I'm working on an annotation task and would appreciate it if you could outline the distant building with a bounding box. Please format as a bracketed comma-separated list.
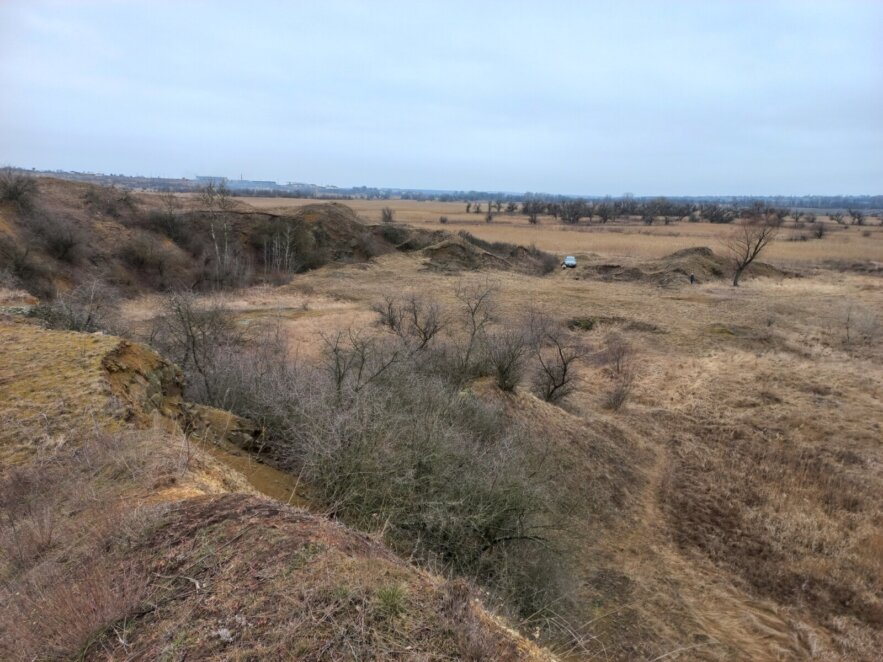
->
[226, 179, 280, 191]
[195, 175, 228, 186]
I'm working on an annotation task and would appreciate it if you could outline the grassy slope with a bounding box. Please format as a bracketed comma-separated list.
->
[3, 180, 881, 659]
[244, 246, 882, 660]
[0, 318, 553, 661]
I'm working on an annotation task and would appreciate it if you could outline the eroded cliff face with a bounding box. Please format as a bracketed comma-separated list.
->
[99, 336, 263, 453]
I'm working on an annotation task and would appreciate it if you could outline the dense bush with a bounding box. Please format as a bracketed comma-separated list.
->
[0, 169, 38, 214]
[142, 209, 188, 246]
[0, 237, 51, 297]
[82, 185, 136, 217]
[250, 218, 328, 276]
[27, 214, 86, 263]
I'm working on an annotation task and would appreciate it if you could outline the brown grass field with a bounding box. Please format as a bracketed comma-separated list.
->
[2, 181, 882, 660]
[239, 196, 883, 265]
[203, 195, 881, 659]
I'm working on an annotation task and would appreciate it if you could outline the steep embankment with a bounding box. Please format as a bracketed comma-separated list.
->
[0, 177, 556, 300]
[0, 318, 554, 661]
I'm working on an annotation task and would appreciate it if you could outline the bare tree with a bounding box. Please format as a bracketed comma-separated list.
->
[595, 201, 614, 224]
[522, 200, 542, 225]
[454, 282, 495, 375]
[560, 199, 587, 225]
[848, 209, 865, 226]
[199, 182, 239, 285]
[403, 295, 444, 350]
[723, 216, 779, 287]
[528, 313, 588, 403]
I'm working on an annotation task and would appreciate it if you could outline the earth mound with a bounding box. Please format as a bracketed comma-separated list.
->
[577, 246, 785, 286]
[422, 231, 557, 275]
[89, 493, 553, 661]
[422, 237, 512, 271]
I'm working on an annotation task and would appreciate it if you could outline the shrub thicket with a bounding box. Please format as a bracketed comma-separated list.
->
[148, 289, 585, 639]
[82, 185, 136, 217]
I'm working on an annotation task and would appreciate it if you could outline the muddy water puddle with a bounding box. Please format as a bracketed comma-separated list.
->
[198, 438, 310, 508]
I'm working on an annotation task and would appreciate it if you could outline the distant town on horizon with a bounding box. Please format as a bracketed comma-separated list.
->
[7, 165, 883, 210]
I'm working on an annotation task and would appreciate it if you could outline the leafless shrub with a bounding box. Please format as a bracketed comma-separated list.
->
[381, 207, 395, 223]
[322, 328, 402, 395]
[0, 168, 39, 213]
[452, 281, 496, 378]
[605, 374, 634, 411]
[439, 215, 449, 224]
[372, 294, 404, 330]
[602, 333, 635, 411]
[29, 280, 120, 332]
[82, 184, 136, 217]
[158, 290, 578, 639]
[372, 294, 445, 351]
[147, 292, 243, 402]
[485, 328, 528, 391]
[141, 192, 188, 245]
[811, 222, 827, 239]
[0, 267, 19, 289]
[0, 469, 60, 570]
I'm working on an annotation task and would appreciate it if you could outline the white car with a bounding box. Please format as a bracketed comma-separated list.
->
[562, 255, 577, 268]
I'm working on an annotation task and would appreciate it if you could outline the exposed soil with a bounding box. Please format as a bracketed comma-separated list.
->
[571, 246, 787, 287]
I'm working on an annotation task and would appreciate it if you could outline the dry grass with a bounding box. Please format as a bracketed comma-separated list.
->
[237, 196, 883, 265]
[0, 317, 555, 661]
[118, 237, 882, 660]
[4, 182, 883, 659]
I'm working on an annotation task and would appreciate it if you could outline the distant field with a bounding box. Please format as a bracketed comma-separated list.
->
[238, 196, 883, 265]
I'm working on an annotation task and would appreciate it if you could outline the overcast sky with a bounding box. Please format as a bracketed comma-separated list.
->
[1, 1, 881, 195]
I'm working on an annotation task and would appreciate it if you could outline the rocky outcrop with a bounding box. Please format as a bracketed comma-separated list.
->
[101, 339, 263, 450]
